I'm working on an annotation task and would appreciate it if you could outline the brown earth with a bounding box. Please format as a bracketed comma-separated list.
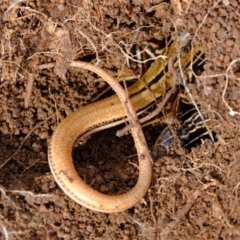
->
[0, 0, 240, 239]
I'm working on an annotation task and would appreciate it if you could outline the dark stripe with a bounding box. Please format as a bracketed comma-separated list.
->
[184, 50, 203, 69]
[180, 126, 217, 148]
[129, 69, 165, 99]
[179, 105, 217, 148]
[181, 108, 199, 123]
[129, 39, 174, 99]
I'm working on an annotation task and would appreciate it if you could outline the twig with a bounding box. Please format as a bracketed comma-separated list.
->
[0, 81, 9, 88]
[160, 181, 219, 240]
[0, 116, 52, 170]
[24, 74, 35, 108]
[160, 190, 201, 240]
[0, 219, 9, 240]
[117, 53, 178, 137]
[78, 30, 100, 64]
[68, 59, 152, 170]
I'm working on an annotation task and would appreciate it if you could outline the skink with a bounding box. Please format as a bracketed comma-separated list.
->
[48, 40, 202, 212]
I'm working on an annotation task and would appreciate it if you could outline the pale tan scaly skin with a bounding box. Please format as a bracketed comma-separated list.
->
[48, 42, 202, 212]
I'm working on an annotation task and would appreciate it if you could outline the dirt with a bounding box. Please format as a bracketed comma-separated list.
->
[0, 0, 240, 239]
